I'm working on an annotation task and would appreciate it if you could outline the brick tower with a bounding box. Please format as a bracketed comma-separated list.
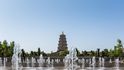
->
[57, 32, 68, 52]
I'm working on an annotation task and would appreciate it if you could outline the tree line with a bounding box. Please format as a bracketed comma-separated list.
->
[68, 39, 123, 58]
[0, 40, 14, 57]
[0, 39, 124, 58]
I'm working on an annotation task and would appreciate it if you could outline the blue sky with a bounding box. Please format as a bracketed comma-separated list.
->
[0, 0, 124, 52]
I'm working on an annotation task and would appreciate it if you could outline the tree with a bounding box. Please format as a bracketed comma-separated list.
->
[30, 51, 34, 57]
[0, 41, 2, 56]
[97, 48, 100, 57]
[38, 48, 41, 56]
[2, 40, 8, 57]
[59, 49, 69, 56]
[117, 39, 123, 47]
[101, 51, 105, 57]
[114, 39, 123, 57]
[21, 49, 26, 62]
[21, 49, 25, 57]
[109, 49, 114, 57]
[0, 41, 2, 48]
[104, 49, 109, 57]
[83, 50, 88, 56]
[90, 50, 95, 56]
[9, 41, 15, 56]
[117, 39, 123, 56]
[41, 51, 47, 56]
[76, 48, 80, 56]
[114, 46, 119, 57]
[2, 40, 8, 48]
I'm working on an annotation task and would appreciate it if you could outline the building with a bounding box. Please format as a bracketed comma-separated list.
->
[57, 32, 68, 52]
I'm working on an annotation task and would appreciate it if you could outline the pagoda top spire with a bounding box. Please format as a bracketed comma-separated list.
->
[62, 31, 64, 35]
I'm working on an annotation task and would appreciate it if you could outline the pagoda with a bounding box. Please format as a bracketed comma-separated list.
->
[57, 32, 68, 52]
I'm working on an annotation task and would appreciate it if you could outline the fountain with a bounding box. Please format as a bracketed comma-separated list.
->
[12, 44, 21, 70]
[38, 54, 44, 67]
[0, 57, 6, 70]
[31, 57, 35, 67]
[115, 58, 120, 70]
[46, 57, 54, 70]
[26, 58, 30, 67]
[55, 59, 59, 63]
[99, 57, 102, 67]
[88, 58, 92, 69]
[92, 56, 96, 70]
[109, 58, 112, 63]
[47, 57, 51, 67]
[64, 48, 79, 70]
[81, 58, 85, 69]
[3, 57, 6, 68]
[51, 59, 54, 67]
[98, 57, 105, 70]
[101, 58, 104, 67]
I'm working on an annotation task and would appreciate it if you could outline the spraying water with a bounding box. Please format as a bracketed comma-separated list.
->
[46, 57, 54, 70]
[38, 54, 44, 67]
[92, 56, 96, 70]
[64, 48, 79, 70]
[26, 58, 29, 67]
[31, 57, 35, 67]
[3, 58, 6, 68]
[82, 58, 85, 69]
[102, 58, 104, 67]
[109, 58, 112, 63]
[47, 57, 51, 67]
[99, 57, 102, 67]
[12, 44, 21, 70]
[115, 58, 120, 70]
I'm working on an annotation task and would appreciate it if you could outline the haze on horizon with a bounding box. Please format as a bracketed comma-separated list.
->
[0, 0, 124, 53]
